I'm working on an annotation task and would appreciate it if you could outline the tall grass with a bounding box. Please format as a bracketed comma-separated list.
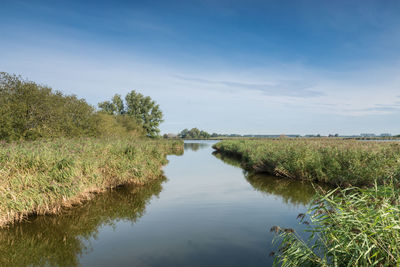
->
[271, 184, 400, 266]
[0, 137, 183, 227]
[0, 179, 166, 266]
[212, 139, 400, 266]
[213, 139, 400, 186]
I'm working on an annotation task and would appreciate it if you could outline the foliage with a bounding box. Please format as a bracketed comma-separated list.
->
[179, 128, 211, 139]
[0, 137, 183, 227]
[0, 72, 98, 141]
[0, 72, 163, 140]
[94, 113, 145, 137]
[98, 94, 125, 115]
[272, 185, 400, 266]
[213, 139, 400, 187]
[99, 91, 163, 138]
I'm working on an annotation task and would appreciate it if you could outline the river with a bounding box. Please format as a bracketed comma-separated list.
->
[0, 140, 316, 266]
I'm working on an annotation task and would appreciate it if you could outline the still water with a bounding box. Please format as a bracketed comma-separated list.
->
[0, 140, 316, 266]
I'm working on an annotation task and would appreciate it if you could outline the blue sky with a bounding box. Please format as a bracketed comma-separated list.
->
[1, 0, 400, 135]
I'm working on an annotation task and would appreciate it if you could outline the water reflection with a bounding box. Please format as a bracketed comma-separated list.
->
[245, 174, 315, 206]
[184, 142, 210, 151]
[0, 178, 166, 267]
[213, 152, 315, 206]
[0, 142, 318, 267]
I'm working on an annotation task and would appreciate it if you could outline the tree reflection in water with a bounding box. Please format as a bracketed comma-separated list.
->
[184, 142, 210, 151]
[0, 177, 166, 267]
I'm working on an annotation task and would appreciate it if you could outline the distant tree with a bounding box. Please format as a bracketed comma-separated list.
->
[178, 128, 211, 139]
[179, 129, 189, 138]
[200, 130, 210, 139]
[188, 128, 200, 138]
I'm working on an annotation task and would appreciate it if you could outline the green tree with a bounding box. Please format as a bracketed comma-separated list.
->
[124, 91, 163, 138]
[178, 128, 211, 139]
[112, 94, 125, 115]
[200, 130, 210, 139]
[97, 101, 115, 115]
[188, 128, 200, 138]
[179, 129, 189, 138]
[99, 90, 163, 138]
[0, 72, 98, 141]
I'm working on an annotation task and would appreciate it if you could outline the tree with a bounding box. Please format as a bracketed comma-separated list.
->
[179, 129, 189, 138]
[112, 94, 125, 115]
[0, 72, 98, 141]
[99, 90, 163, 138]
[124, 91, 163, 138]
[97, 94, 124, 115]
[97, 101, 115, 115]
[200, 130, 210, 139]
[178, 128, 211, 139]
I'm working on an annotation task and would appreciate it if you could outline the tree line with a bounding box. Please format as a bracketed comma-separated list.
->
[176, 128, 245, 139]
[0, 72, 163, 141]
[178, 128, 211, 139]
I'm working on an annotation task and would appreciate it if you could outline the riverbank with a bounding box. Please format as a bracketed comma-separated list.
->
[0, 138, 183, 227]
[212, 139, 400, 187]
[212, 139, 400, 266]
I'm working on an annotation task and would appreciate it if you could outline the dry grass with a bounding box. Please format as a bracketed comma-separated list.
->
[0, 137, 183, 227]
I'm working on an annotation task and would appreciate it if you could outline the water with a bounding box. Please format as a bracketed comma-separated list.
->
[0, 140, 316, 266]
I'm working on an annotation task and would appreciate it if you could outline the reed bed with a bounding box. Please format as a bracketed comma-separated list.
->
[0, 137, 183, 227]
[213, 139, 400, 187]
[213, 139, 400, 266]
[271, 184, 400, 266]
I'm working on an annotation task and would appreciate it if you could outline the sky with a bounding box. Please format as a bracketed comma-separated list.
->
[1, 0, 400, 135]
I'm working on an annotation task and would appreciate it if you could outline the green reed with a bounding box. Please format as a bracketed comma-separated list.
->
[213, 139, 400, 186]
[0, 137, 183, 227]
[271, 184, 400, 266]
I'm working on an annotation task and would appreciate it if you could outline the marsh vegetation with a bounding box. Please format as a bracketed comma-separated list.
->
[0, 138, 182, 227]
[213, 139, 400, 187]
[213, 139, 400, 266]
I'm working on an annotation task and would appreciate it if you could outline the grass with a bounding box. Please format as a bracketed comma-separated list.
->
[213, 139, 400, 266]
[0, 137, 183, 227]
[0, 178, 166, 266]
[271, 184, 400, 266]
[213, 139, 400, 187]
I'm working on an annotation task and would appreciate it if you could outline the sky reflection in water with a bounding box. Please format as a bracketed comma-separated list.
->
[0, 140, 316, 267]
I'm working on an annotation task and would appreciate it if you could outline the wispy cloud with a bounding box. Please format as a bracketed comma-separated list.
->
[174, 75, 323, 98]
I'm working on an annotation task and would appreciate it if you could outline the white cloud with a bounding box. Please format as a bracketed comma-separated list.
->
[1, 35, 400, 134]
